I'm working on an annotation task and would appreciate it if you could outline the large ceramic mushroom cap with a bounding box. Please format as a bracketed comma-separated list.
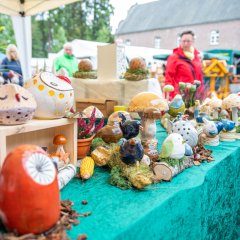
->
[222, 94, 240, 110]
[128, 92, 169, 112]
[208, 97, 222, 109]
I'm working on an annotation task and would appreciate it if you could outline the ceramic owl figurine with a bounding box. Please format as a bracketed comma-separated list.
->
[25, 72, 74, 119]
[168, 95, 185, 117]
[0, 84, 37, 125]
[169, 115, 198, 147]
[159, 133, 192, 159]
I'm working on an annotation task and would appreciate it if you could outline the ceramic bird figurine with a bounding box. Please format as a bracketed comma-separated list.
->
[202, 118, 219, 137]
[118, 112, 142, 140]
[159, 133, 192, 159]
[168, 94, 185, 117]
[120, 138, 144, 165]
[220, 119, 235, 132]
[95, 124, 123, 143]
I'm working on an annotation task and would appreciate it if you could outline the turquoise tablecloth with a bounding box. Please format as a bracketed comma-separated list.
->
[61, 122, 240, 240]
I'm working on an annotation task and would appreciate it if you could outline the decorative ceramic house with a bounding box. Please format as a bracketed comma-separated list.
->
[25, 72, 74, 119]
[0, 84, 37, 125]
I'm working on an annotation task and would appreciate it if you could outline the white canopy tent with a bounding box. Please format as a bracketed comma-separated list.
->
[0, 0, 80, 81]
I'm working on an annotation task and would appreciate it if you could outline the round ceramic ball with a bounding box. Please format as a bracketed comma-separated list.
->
[78, 59, 93, 71]
[129, 57, 146, 70]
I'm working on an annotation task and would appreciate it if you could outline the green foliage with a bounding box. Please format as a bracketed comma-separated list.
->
[160, 157, 185, 167]
[109, 166, 132, 189]
[32, 0, 114, 57]
[90, 137, 105, 152]
[0, 15, 16, 53]
[235, 125, 240, 133]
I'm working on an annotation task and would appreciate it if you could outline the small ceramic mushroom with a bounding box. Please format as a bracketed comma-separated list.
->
[222, 94, 240, 126]
[208, 96, 222, 120]
[163, 84, 174, 103]
[52, 135, 70, 166]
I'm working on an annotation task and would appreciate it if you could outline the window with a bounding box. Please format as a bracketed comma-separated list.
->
[210, 30, 219, 45]
[124, 39, 131, 46]
[154, 36, 161, 48]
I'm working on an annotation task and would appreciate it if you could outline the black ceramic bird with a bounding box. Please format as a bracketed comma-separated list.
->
[118, 112, 141, 140]
[120, 138, 144, 165]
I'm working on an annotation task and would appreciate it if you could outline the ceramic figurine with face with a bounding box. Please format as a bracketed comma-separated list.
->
[25, 72, 74, 119]
[0, 84, 37, 125]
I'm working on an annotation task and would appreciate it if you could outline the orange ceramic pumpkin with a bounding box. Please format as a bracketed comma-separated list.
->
[129, 57, 146, 70]
[78, 59, 93, 71]
[0, 145, 60, 235]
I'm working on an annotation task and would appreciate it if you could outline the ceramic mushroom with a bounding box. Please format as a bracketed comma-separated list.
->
[208, 95, 222, 120]
[52, 135, 70, 168]
[128, 92, 168, 143]
[82, 106, 104, 119]
[163, 84, 174, 103]
[222, 93, 240, 126]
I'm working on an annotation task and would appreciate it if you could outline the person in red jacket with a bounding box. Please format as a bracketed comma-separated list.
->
[164, 30, 203, 100]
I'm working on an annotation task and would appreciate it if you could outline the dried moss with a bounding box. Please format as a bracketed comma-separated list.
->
[90, 138, 105, 152]
[109, 166, 132, 189]
[159, 157, 185, 167]
[73, 70, 97, 79]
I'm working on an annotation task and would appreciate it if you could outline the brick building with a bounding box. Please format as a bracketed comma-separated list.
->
[115, 0, 240, 51]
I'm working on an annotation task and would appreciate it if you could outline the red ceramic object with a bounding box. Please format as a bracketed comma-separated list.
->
[57, 75, 72, 85]
[0, 145, 60, 235]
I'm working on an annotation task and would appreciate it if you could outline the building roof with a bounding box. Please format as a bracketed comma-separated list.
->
[116, 0, 240, 35]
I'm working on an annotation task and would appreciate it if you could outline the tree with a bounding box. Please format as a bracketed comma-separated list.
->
[0, 15, 16, 53]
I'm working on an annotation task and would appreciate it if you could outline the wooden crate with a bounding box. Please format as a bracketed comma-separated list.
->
[75, 98, 118, 117]
[0, 118, 77, 167]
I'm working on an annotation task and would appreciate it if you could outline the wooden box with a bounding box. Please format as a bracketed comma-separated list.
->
[0, 118, 77, 167]
[75, 98, 118, 117]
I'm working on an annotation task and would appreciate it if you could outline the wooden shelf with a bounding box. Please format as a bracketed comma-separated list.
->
[0, 118, 77, 167]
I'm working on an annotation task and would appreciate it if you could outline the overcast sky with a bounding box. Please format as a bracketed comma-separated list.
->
[110, 0, 153, 33]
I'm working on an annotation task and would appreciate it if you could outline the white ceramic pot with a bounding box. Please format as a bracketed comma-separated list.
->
[26, 72, 74, 119]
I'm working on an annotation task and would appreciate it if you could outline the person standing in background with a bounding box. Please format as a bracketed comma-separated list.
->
[0, 44, 23, 86]
[54, 42, 78, 77]
[164, 30, 203, 100]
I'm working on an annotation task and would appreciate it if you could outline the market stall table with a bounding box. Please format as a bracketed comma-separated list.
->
[61, 122, 240, 240]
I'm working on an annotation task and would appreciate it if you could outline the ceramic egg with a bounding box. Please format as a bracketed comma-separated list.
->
[25, 72, 74, 119]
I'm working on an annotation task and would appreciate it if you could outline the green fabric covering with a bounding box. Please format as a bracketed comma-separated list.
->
[61, 121, 240, 239]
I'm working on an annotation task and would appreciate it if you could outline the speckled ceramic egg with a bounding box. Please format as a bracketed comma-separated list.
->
[0, 145, 60, 235]
[170, 118, 198, 147]
[0, 84, 36, 125]
[25, 72, 74, 119]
